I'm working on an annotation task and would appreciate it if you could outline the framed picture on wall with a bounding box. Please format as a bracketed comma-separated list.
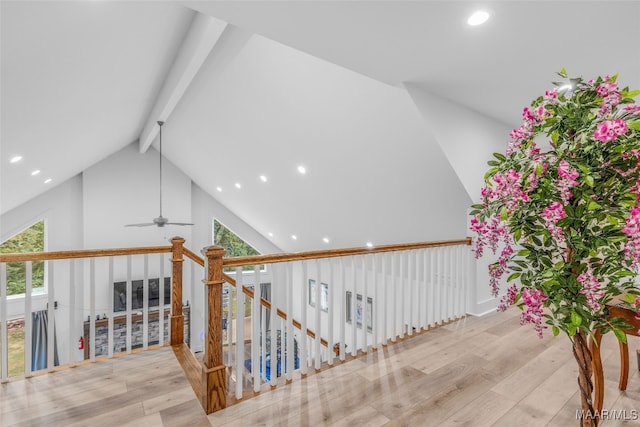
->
[309, 279, 316, 307]
[308, 279, 329, 312]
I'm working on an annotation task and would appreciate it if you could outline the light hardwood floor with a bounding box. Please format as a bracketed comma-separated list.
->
[2, 307, 639, 426]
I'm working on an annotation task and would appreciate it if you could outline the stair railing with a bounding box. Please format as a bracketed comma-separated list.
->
[199, 237, 472, 414]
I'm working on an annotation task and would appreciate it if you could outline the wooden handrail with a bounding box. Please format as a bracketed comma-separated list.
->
[184, 247, 204, 267]
[0, 245, 172, 262]
[221, 238, 471, 268]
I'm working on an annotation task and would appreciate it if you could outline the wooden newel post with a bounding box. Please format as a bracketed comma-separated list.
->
[170, 237, 185, 346]
[201, 245, 227, 413]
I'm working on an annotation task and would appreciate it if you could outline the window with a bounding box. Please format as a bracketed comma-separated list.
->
[213, 219, 260, 257]
[213, 219, 263, 271]
[0, 220, 45, 296]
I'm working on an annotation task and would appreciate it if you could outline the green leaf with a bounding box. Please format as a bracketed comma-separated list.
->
[571, 311, 582, 327]
[552, 325, 560, 336]
[623, 89, 640, 98]
[613, 328, 627, 344]
[535, 162, 543, 176]
[628, 121, 640, 131]
[584, 175, 594, 187]
[507, 272, 521, 282]
[559, 68, 568, 78]
[493, 152, 506, 161]
[500, 206, 508, 221]
[587, 200, 601, 210]
[484, 168, 499, 181]
[567, 323, 577, 337]
[624, 293, 637, 304]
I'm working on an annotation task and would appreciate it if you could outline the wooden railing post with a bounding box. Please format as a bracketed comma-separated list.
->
[170, 237, 185, 346]
[201, 245, 226, 413]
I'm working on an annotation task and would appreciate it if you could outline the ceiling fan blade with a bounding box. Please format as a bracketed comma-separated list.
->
[124, 223, 156, 227]
[165, 222, 194, 226]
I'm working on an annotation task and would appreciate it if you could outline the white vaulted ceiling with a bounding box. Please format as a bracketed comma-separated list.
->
[2, 1, 639, 252]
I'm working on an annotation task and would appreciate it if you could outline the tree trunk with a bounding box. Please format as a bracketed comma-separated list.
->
[573, 329, 597, 426]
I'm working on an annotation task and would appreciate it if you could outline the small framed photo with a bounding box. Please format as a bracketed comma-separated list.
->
[309, 279, 329, 312]
[356, 293, 363, 329]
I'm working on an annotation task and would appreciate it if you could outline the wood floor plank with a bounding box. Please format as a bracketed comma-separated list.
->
[2, 308, 639, 426]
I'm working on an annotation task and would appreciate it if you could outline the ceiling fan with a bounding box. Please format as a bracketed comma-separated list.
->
[125, 121, 193, 228]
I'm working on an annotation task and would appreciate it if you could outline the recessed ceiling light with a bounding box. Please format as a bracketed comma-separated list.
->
[291, 234, 297, 240]
[260, 175, 268, 182]
[31, 170, 41, 176]
[10, 155, 22, 163]
[216, 186, 222, 192]
[44, 178, 52, 184]
[366, 242, 374, 248]
[297, 165, 307, 175]
[467, 10, 490, 26]
[235, 183, 242, 189]
[323, 237, 330, 244]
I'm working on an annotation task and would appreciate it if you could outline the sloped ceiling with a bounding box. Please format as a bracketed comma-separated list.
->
[2, 1, 639, 253]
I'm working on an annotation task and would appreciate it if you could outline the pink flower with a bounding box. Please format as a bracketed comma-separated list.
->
[541, 202, 567, 245]
[576, 265, 605, 314]
[520, 288, 548, 338]
[622, 205, 640, 268]
[487, 169, 529, 213]
[498, 284, 518, 312]
[556, 159, 579, 202]
[595, 79, 621, 117]
[594, 119, 629, 142]
[623, 104, 640, 115]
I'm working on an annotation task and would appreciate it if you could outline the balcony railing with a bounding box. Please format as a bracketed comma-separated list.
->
[0, 236, 472, 417]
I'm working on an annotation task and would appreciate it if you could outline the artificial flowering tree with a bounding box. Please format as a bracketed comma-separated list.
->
[470, 70, 640, 426]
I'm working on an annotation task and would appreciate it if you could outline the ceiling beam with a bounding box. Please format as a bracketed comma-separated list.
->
[138, 12, 228, 153]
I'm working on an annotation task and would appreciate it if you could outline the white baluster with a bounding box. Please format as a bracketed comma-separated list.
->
[24, 261, 33, 377]
[47, 261, 55, 371]
[143, 254, 149, 350]
[1, 263, 7, 382]
[361, 256, 368, 351]
[125, 256, 132, 355]
[285, 263, 294, 379]
[235, 266, 244, 399]
[157, 254, 164, 347]
[381, 254, 388, 346]
[269, 265, 277, 386]
[107, 258, 114, 358]
[350, 257, 357, 356]
[338, 257, 346, 361]
[252, 265, 260, 392]
[327, 259, 335, 365]
[314, 259, 322, 370]
[89, 258, 96, 361]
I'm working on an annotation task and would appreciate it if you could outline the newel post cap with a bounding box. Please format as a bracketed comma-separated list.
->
[202, 245, 226, 258]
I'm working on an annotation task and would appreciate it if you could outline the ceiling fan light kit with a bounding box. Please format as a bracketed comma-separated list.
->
[125, 121, 193, 228]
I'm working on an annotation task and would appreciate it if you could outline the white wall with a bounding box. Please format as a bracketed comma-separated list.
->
[82, 142, 192, 249]
[404, 84, 513, 314]
[404, 83, 511, 204]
